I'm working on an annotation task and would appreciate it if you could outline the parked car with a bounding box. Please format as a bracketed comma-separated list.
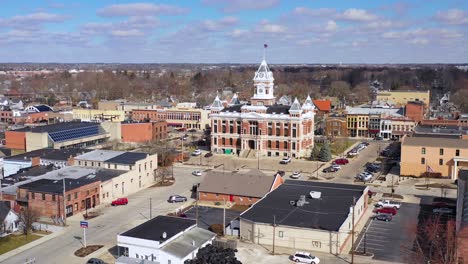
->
[334, 158, 349, 165]
[188, 128, 197, 132]
[366, 163, 381, 173]
[357, 173, 372, 182]
[204, 152, 213, 158]
[373, 213, 392, 222]
[376, 200, 401, 209]
[433, 208, 454, 214]
[361, 142, 370, 146]
[280, 157, 291, 164]
[323, 166, 338, 173]
[331, 164, 341, 170]
[348, 150, 358, 156]
[290, 172, 301, 179]
[375, 207, 398, 215]
[192, 149, 202, 156]
[111, 198, 128, 206]
[374, 136, 383, 140]
[192, 170, 202, 176]
[87, 258, 106, 264]
[168, 195, 187, 203]
[292, 252, 320, 264]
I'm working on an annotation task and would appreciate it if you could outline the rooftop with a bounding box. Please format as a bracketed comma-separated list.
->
[13, 121, 99, 133]
[414, 125, 468, 136]
[161, 227, 215, 258]
[403, 136, 468, 148]
[4, 148, 91, 162]
[198, 169, 277, 198]
[19, 177, 99, 194]
[459, 170, 468, 181]
[346, 106, 403, 116]
[241, 180, 367, 231]
[183, 206, 241, 230]
[120, 215, 196, 243]
[10, 165, 56, 179]
[74, 150, 125, 162]
[106, 152, 149, 165]
[312, 100, 332, 112]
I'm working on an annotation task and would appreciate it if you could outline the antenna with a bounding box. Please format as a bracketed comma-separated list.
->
[263, 43, 268, 61]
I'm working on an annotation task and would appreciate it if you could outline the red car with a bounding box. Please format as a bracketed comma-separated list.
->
[111, 198, 128, 206]
[334, 158, 349, 165]
[375, 207, 397, 215]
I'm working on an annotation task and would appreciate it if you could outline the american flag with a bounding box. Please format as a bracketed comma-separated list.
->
[427, 165, 435, 173]
[264, 43, 268, 48]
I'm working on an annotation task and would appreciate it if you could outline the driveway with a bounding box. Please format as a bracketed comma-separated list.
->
[1, 166, 204, 264]
[355, 202, 420, 263]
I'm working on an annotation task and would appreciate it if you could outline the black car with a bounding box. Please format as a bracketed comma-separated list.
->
[374, 213, 392, 222]
[322, 166, 338, 173]
[87, 258, 106, 264]
[204, 152, 213, 158]
[374, 136, 383, 141]
[188, 129, 197, 132]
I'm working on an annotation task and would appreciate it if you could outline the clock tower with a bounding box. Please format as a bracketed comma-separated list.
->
[251, 59, 276, 106]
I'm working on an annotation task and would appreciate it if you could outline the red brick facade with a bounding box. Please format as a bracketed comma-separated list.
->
[121, 121, 167, 143]
[5, 130, 26, 151]
[405, 102, 425, 123]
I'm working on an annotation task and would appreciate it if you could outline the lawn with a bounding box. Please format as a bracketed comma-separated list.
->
[315, 140, 355, 156]
[0, 234, 41, 255]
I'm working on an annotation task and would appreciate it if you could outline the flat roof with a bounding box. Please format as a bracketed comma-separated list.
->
[120, 216, 195, 242]
[403, 136, 468, 148]
[183, 206, 241, 230]
[459, 170, 468, 181]
[4, 148, 91, 162]
[13, 121, 99, 133]
[346, 106, 403, 116]
[161, 227, 215, 259]
[241, 180, 366, 231]
[19, 177, 98, 194]
[106, 152, 149, 165]
[10, 165, 56, 178]
[74, 150, 124, 162]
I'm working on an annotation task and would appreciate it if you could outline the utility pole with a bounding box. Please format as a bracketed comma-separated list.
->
[272, 215, 276, 255]
[257, 133, 260, 170]
[0, 178, 3, 201]
[351, 196, 356, 264]
[149, 197, 152, 219]
[195, 191, 199, 226]
[223, 198, 226, 236]
[62, 178, 67, 226]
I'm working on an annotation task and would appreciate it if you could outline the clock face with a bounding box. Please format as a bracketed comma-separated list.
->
[258, 72, 264, 78]
[259, 88, 264, 93]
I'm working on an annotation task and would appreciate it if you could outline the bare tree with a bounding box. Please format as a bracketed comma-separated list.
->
[19, 207, 40, 236]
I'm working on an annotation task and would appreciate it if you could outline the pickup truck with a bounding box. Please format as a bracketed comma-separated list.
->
[376, 200, 401, 209]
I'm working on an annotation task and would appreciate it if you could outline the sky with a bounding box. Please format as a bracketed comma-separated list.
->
[0, 0, 467, 63]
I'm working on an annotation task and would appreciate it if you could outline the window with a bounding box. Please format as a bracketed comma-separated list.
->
[52, 194, 56, 201]
[421, 158, 425, 165]
[268, 140, 271, 148]
[421, 148, 426, 154]
[114, 164, 117, 169]
[86, 190, 90, 196]
[279, 231, 284, 238]
[67, 194, 71, 201]
[42, 193, 45, 200]
[439, 159, 443, 165]
[84, 161, 87, 166]
[456, 149, 460, 156]
[440, 148, 444, 155]
[31, 192, 35, 200]
[74, 192, 78, 199]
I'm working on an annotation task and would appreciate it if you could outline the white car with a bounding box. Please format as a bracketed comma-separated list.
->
[292, 252, 320, 264]
[192, 149, 202, 156]
[376, 200, 401, 209]
[331, 164, 341, 170]
[280, 157, 291, 164]
[359, 173, 372, 181]
[192, 170, 202, 176]
[290, 172, 301, 179]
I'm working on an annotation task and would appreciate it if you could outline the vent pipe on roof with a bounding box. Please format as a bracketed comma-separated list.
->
[310, 191, 322, 199]
[162, 232, 167, 239]
[192, 240, 195, 246]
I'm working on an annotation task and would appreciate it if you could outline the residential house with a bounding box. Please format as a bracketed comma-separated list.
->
[198, 169, 284, 205]
[116, 215, 216, 264]
[312, 99, 332, 115]
[0, 201, 19, 236]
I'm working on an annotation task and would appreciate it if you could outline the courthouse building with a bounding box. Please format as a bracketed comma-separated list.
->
[209, 58, 315, 158]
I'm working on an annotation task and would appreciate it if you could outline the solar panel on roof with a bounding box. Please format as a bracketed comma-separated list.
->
[49, 125, 100, 142]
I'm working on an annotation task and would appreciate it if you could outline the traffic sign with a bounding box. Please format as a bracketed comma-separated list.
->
[80, 221, 88, 228]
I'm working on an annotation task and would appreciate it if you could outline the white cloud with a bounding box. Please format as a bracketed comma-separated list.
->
[434, 9, 468, 25]
[0, 12, 68, 28]
[325, 20, 338, 31]
[338, 8, 378, 22]
[409, 38, 429, 45]
[293, 7, 336, 17]
[97, 3, 187, 17]
[257, 23, 286, 33]
[110, 29, 144, 37]
[202, 0, 279, 13]
[228, 29, 248, 37]
[364, 20, 406, 30]
[202, 16, 238, 31]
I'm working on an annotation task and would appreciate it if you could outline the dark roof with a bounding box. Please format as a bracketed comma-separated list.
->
[266, 104, 290, 114]
[13, 122, 99, 133]
[34, 105, 53, 112]
[5, 148, 91, 162]
[11, 165, 56, 178]
[93, 168, 127, 182]
[184, 206, 241, 230]
[120, 215, 195, 242]
[0, 201, 12, 222]
[241, 180, 366, 231]
[221, 104, 243, 113]
[19, 178, 99, 194]
[106, 152, 148, 165]
[413, 133, 460, 139]
[0, 148, 12, 157]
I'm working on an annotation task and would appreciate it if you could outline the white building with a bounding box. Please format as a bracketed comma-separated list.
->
[117, 216, 216, 264]
[0, 201, 19, 236]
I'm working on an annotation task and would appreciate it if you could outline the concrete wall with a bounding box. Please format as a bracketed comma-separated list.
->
[100, 121, 121, 141]
[376, 90, 430, 106]
[73, 108, 125, 122]
[25, 132, 49, 152]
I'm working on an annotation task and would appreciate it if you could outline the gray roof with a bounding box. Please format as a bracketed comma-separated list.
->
[74, 150, 125, 162]
[241, 180, 367, 231]
[183, 206, 241, 230]
[198, 169, 276, 198]
[161, 227, 215, 259]
[403, 136, 468, 149]
[346, 106, 403, 116]
[459, 170, 468, 181]
[0, 201, 12, 222]
[289, 98, 302, 112]
[116, 256, 159, 264]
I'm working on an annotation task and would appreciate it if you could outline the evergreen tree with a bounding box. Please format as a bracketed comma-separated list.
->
[310, 145, 321, 161]
[318, 142, 332, 162]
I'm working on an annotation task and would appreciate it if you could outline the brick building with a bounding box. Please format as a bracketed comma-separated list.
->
[405, 101, 425, 123]
[17, 178, 101, 219]
[209, 58, 315, 158]
[121, 121, 167, 143]
[325, 116, 347, 137]
[132, 107, 210, 130]
[198, 170, 283, 205]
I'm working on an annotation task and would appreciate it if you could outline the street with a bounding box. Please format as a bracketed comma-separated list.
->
[2, 166, 203, 264]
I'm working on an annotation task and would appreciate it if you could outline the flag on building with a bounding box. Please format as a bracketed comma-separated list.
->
[264, 43, 268, 48]
[427, 165, 435, 173]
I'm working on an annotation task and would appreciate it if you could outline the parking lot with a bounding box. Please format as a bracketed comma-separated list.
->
[355, 202, 420, 262]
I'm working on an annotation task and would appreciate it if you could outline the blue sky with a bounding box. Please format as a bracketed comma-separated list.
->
[0, 0, 467, 63]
